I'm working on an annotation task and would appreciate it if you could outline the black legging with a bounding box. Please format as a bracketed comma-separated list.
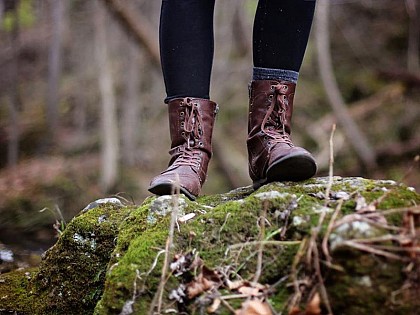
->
[160, 0, 316, 102]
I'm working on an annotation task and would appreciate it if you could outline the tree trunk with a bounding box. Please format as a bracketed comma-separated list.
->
[405, 0, 420, 73]
[94, 0, 120, 192]
[315, 0, 377, 170]
[0, 0, 4, 29]
[99, 0, 160, 66]
[7, 0, 21, 167]
[121, 39, 140, 167]
[46, 0, 65, 143]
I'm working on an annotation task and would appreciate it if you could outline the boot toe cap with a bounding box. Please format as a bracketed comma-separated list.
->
[148, 167, 201, 200]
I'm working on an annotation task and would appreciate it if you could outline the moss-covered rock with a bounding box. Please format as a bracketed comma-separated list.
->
[1, 177, 419, 314]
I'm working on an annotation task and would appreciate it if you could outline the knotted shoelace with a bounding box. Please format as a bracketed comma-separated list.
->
[260, 83, 293, 147]
[174, 99, 204, 168]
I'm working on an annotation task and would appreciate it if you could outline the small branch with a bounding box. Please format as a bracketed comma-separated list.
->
[253, 200, 268, 284]
[312, 243, 333, 315]
[322, 199, 343, 263]
[315, 0, 377, 169]
[99, 0, 160, 67]
[324, 124, 336, 205]
[148, 177, 180, 314]
[228, 240, 301, 250]
[340, 240, 409, 261]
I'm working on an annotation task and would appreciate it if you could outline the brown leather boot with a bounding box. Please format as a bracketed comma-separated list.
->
[247, 80, 317, 189]
[148, 97, 218, 200]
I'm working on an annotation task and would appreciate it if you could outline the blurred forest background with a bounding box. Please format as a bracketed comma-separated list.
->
[0, 0, 419, 259]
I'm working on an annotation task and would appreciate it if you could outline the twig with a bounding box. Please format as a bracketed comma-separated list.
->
[220, 298, 237, 313]
[218, 212, 231, 241]
[399, 154, 420, 183]
[312, 244, 333, 315]
[139, 250, 166, 293]
[333, 213, 404, 232]
[271, 275, 289, 289]
[322, 199, 344, 263]
[99, 0, 160, 66]
[149, 176, 180, 314]
[307, 206, 328, 266]
[340, 240, 409, 261]
[289, 238, 309, 309]
[325, 123, 336, 205]
[228, 240, 301, 250]
[366, 205, 420, 217]
[347, 234, 407, 244]
[253, 200, 268, 283]
[366, 245, 420, 253]
[279, 197, 299, 239]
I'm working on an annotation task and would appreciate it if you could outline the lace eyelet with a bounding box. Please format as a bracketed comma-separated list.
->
[271, 85, 275, 90]
[268, 95, 273, 101]
[179, 101, 184, 106]
[180, 111, 184, 117]
[181, 132, 185, 136]
[199, 141, 203, 147]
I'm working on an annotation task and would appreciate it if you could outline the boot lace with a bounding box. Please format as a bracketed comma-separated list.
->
[173, 98, 204, 168]
[261, 83, 293, 147]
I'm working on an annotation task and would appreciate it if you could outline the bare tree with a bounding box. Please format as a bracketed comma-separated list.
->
[0, 0, 4, 29]
[46, 0, 65, 143]
[315, 0, 377, 169]
[94, 0, 120, 192]
[405, 0, 420, 73]
[7, 0, 21, 167]
[121, 39, 140, 167]
[99, 0, 160, 66]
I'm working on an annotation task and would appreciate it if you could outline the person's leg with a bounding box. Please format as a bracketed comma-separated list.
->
[149, 0, 218, 200]
[247, 0, 317, 189]
[159, 0, 216, 102]
[252, 0, 316, 81]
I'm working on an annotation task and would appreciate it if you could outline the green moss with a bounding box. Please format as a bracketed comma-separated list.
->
[1, 177, 419, 314]
[0, 268, 37, 313]
[6, 203, 134, 315]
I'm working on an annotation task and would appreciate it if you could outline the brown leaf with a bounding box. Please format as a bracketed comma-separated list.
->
[288, 306, 302, 315]
[186, 271, 217, 299]
[207, 297, 221, 313]
[226, 279, 245, 290]
[202, 265, 221, 283]
[235, 299, 272, 315]
[238, 285, 260, 297]
[305, 292, 321, 315]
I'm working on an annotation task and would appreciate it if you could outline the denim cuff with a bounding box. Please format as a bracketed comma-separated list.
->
[252, 67, 299, 83]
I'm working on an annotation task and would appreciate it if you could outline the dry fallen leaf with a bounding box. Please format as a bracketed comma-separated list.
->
[207, 297, 221, 313]
[288, 306, 302, 315]
[235, 299, 272, 315]
[186, 273, 215, 299]
[226, 279, 245, 290]
[238, 285, 260, 297]
[305, 292, 321, 315]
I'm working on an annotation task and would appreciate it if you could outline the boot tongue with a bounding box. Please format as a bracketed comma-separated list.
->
[183, 100, 204, 148]
[261, 83, 294, 147]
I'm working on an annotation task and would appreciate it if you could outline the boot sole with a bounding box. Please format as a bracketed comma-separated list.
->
[253, 153, 317, 190]
[148, 182, 197, 201]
